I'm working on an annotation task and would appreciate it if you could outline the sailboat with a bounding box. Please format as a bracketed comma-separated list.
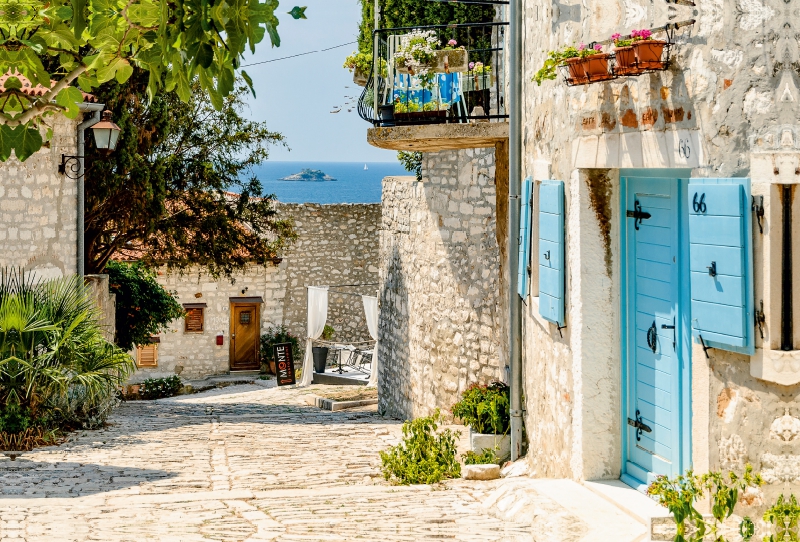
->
[364, 164, 368, 170]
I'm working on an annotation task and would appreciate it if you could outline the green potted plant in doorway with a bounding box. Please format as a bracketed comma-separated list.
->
[312, 325, 335, 373]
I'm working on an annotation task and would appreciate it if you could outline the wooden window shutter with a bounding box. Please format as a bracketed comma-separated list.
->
[538, 179, 566, 326]
[185, 307, 205, 332]
[688, 178, 754, 354]
[137, 344, 158, 367]
[518, 177, 533, 298]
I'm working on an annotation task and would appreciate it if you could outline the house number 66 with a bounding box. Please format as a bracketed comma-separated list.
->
[678, 139, 691, 159]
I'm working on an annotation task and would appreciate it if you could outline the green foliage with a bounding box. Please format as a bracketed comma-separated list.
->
[0, 269, 135, 432]
[356, 0, 494, 55]
[321, 324, 335, 341]
[462, 448, 498, 465]
[647, 465, 763, 542]
[533, 45, 579, 86]
[106, 261, 185, 351]
[260, 325, 301, 363]
[0, 0, 306, 159]
[379, 409, 461, 485]
[763, 494, 800, 541]
[139, 376, 183, 400]
[343, 52, 386, 77]
[451, 381, 510, 435]
[397, 151, 422, 182]
[84, 70, 296, 276]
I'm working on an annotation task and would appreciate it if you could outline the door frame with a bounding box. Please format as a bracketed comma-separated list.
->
[229, 302, 261, 371]
[619, 168, 693, 490]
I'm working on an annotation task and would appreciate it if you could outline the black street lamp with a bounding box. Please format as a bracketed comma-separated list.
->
[58, 110, 121, 178]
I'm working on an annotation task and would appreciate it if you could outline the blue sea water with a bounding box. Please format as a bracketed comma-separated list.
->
[251, 161, 408, 204]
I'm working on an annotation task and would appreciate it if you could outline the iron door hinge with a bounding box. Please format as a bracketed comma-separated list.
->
[626, 200, 652, 230]
[628, 409, 652, 442]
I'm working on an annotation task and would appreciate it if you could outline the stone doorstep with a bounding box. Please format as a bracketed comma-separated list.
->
[314, 396, 379, 411]
[583, 479, 669, 527]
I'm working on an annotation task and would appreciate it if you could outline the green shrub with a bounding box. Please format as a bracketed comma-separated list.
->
[451, 381, 510, 435]
[139, 376, 183, 400]
[106, 261, 185, 351]
[260, 325, 302, 366]
[462, 448, 498, 465]
[379, 409, 461, 485]
[0, 270, 135, 433]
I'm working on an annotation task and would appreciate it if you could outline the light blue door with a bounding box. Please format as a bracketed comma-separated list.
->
[624, 177, 684, 485]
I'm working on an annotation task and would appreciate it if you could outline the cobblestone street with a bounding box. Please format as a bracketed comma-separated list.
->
[0, 384, 646, 541]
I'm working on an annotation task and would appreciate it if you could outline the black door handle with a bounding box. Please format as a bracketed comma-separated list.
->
[646, 321, 657, 353]
[707, 261, 717, 277]
[544, 250, 550, 260]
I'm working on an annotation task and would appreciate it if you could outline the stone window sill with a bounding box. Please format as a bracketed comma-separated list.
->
[751, 348, 800, 386]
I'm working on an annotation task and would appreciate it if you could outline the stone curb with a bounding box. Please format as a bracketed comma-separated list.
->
[316, 397, 379, 411]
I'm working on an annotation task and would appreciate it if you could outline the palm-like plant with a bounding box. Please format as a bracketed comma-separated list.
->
[0, 269, 134, 435]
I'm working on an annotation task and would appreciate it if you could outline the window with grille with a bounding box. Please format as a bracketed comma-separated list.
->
[185, 307, 204, 332]
[137, 343, 158, 367]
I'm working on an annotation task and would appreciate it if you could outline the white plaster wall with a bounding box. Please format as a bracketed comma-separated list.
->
[0, 115, 79, 278]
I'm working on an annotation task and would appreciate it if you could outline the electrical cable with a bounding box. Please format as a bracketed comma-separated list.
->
[241, 41, 357, 67]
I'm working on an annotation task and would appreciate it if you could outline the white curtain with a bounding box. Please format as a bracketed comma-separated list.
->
[363, 295, 380, 387]
[299, 286, 329, 387]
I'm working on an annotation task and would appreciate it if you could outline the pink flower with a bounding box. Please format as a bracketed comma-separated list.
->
[578, 42, 586, 50]
[631, 29, 639, 38]
[611, 33, 621, 41]
[469, 62, 475, 69]
[448, 39, 458, 46]
[640, 29, 652, 39]
[593, 43, 603, 51]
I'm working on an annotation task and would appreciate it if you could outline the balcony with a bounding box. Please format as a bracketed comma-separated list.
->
[358, 21, 508, 128]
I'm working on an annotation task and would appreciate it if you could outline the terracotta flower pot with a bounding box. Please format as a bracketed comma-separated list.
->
[633, 40, 667, 69]
[583, 53, 613, 81]
[614, 46, 641, 76]
[565, 57, 587, 85]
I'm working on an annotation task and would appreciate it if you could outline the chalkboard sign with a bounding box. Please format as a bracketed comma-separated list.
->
[273, 343, 296, 386]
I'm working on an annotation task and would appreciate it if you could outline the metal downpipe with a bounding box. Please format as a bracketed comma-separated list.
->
[76, 103, 105, 278]
[508, 0, 523, 461]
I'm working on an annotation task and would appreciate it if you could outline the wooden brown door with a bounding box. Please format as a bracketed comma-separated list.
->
[230, 303, 260, 371]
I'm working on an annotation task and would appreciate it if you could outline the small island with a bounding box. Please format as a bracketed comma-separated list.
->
[279, 169, 338, 182]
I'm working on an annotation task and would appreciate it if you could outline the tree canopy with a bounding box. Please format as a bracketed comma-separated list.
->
[0, 0, 303, 160]
[84, 68, 295, 277]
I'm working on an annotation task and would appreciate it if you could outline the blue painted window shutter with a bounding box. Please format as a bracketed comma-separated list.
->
[538, 180, 565, 326]
[518, 177, 533, 298]
[687, 178, 754, 354]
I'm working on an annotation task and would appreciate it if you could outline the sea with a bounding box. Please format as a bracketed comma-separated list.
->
[251, 161, 408, 204]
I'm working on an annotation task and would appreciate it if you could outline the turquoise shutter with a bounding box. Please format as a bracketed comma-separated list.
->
[688, 178, 754, 354]
[538, 180, 565, 326]
[518, 177, 533, 298]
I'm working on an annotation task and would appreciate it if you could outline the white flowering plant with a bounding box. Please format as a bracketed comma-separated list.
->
[394, 29, 440, 81]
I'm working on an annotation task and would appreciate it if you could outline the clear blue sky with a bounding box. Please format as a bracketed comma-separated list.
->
[241, 1, 398, 163]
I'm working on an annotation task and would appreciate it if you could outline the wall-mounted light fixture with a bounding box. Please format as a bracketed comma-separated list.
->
[58, 110, 121, 179]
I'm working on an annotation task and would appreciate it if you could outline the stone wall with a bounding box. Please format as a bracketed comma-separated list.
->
[0, 115, 79, 278]
[131, 203, 381, 380]
[85, 274, 116, 343]
[378, 147, 507, 420]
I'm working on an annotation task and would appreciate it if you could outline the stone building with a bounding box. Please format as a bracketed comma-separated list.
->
[366, 0, 800, 507]
[130, 203, 381, 380]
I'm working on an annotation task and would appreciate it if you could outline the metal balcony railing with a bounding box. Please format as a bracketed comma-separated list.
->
[358, 21, 509, 127]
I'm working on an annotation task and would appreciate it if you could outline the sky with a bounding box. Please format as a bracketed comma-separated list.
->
[240, 1, 397, 163]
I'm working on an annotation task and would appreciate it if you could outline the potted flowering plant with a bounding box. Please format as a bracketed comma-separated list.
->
[611, 33, 640, 75]
[394, 31, 469, 78]
[630, 28, 667, 69]
[343, 52, 387, 86]
[566, 42, 613, 84]
[393, 97, 448, 122]
[451, 381, 511, 460]
[462, 61, 494, 92]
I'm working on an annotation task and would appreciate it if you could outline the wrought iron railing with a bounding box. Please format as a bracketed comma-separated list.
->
[357, 21, 509, 127]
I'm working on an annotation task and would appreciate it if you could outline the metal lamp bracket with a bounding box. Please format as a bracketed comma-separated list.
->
[58, 154, 84, 179]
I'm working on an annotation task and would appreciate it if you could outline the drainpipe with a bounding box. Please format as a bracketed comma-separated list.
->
[508, 0, 523, 461]
[76, 102, 106, 278]
[373, 0, 380, 116]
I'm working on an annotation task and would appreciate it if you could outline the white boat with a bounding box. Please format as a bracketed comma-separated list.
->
[364, 164, 368, 170]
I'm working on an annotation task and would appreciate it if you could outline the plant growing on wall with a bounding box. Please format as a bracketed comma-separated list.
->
[106, 261, 185, 351]
[763, 494, 800, 540]
[451, 381, 510, 435]
[533, 45, 579, 85]
[397, 151, 423, 181]
[379, 409, 461, 485]
[0, 0, 306, 160]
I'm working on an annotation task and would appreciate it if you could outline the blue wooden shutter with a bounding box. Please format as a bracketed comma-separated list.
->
[518, 177, 533, 298]
[538, 180, 565, 326]
[688, 178, 754, 354]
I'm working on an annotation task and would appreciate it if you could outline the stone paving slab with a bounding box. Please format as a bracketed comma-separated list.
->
[0, 384, 645, 541]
